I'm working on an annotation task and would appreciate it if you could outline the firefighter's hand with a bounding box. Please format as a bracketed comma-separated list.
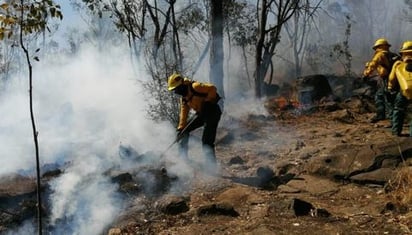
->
[176, 128, 183, 139]
[176, 128, 183, 141]
[361, 75, 368, 82]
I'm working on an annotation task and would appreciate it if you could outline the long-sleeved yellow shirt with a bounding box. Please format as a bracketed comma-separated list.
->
[178, 80, 218, 130]
[363, 49, 391, 78]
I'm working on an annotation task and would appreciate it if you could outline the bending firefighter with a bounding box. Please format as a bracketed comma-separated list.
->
[362, 38, 399, 123]
[388, 41, 412, 136]
[167, 73, 222, 166]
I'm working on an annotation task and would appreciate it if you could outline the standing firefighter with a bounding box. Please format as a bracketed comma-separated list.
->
[167, 73, 222, 168]
[388, 41, 412, 136]
[362, 38, 400, 123]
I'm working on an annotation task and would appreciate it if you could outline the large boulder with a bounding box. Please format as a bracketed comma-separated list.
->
[295, 74, 333, 104]
[305, 138, 412, 184]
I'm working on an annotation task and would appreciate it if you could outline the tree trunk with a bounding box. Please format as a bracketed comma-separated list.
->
[209, 0, 225, 97]
[19, 1, 42, 233]
[255, 0, 268, 98]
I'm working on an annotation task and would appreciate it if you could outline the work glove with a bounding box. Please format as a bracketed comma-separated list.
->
[176, 128, 183, 140]
[361, 75, 368, 82]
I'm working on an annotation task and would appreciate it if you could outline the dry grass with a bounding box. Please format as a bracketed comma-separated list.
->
[386, 166, 412, 209]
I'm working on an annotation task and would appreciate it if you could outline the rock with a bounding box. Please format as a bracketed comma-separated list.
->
[342, 96, 374, 114]
[319, 101, 341, 112]
[277, 185, 301, 193]
[295, 74, 333, 104]
[197, 203, 239, 217]
[42, 169, 62, 179]
[107, 228, 122, 235]
[290, 198, 314, 216]
[111, 172, 133, 184]
[217, 130, 235, 145]
[306, 138, 412, 181]
[349, 168, 396, 185]
[284, 175, 339, 196]
[331, 109, 355, 124]
[215, 186, 263, 207]
[119, 182, 141, 195]
[256, 166, 275, 180]
[0, 174, 36, 197]
[311, 208, 331, 218]
[0, 174, 41, 231]
[382, 201, 409, 214]
[228, 156, 245, 165]
[156, 195, 190, 215]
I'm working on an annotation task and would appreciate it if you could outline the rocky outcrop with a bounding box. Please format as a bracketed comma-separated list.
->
[306, 138, 412, 185]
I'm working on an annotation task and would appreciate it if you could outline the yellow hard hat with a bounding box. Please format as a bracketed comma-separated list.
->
[372, 38, 391, 49]
[167, 73, 183, 91]
[400, 41, 412, 54]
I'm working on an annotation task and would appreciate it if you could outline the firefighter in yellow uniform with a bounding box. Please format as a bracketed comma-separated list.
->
[362, 38, 397, 123]
[167, 73, 222, 167]
[388, 41, 412, 136]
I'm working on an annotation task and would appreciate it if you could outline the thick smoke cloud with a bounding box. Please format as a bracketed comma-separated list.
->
[0, 44, 176, 234]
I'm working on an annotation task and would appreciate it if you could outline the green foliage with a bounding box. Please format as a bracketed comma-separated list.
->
[143, 58, 181, 125]
[80, 0, 109, 18]
[175, 5, 206, 33]
[224, 1, 256, 47]
[0, 0, 62, 40]
[144, 78, 180, 125]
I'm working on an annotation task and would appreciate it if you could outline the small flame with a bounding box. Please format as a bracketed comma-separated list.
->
[265, 96, 300, 112]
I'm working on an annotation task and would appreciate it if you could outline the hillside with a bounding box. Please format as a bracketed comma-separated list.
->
[105, 95, 412, 235]
[1, 89, 412, 235]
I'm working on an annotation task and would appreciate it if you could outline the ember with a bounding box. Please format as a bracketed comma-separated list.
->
[265, 96, 300, 112]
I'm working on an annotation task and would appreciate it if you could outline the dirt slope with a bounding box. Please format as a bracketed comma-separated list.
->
[108, 97, 412, 235]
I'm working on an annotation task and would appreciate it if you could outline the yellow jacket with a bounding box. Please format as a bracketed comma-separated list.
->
[388, 59, 412, 99]
[363, 49, 391, 78]
[178, 80, 218, 130]
[388, 60, 403, 91]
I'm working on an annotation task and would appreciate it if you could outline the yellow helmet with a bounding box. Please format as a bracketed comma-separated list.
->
[400, 41, 412, 54]
[167, 73, 183, 91]
[372, 38, 391, 49]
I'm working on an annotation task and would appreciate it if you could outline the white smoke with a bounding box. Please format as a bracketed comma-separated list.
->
[0, 43, 178, 234]
[49, 154, 120, 234]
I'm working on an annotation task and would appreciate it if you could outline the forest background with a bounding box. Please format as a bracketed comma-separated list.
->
[0, 0, 412, 234]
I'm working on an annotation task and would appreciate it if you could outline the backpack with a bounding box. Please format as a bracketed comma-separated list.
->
[385, 51, 401, 72]
[189, 82, 221, 103]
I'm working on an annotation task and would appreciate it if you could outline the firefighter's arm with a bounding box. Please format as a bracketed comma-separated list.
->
[363, 53, 382, 77]
[177, 98, 190, 130]
[388, 61, 402, 91]
[192, 82, 217, 102]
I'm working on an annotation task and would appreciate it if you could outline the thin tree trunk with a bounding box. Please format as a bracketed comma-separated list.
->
[19, 1, 42, 233]
[210, 0, 224, 97]
[255, 0, 267, 98]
